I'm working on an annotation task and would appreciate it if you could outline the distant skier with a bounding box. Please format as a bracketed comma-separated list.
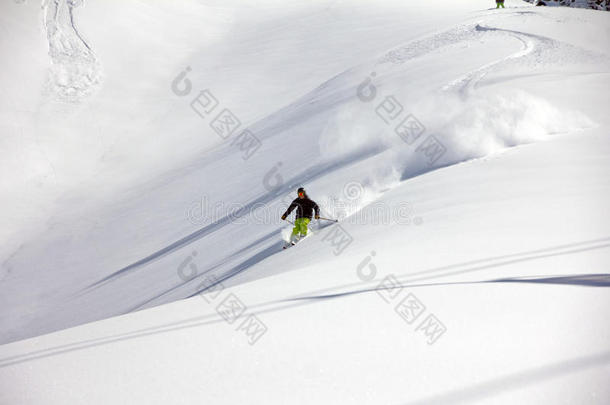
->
[281, 187, 320, 246]
[496, 0, 505, 8]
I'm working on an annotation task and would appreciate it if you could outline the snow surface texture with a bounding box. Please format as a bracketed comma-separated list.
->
[1, 0, 610, 404]
[524, 0, 610, 11]
[42, 0, 102, 101]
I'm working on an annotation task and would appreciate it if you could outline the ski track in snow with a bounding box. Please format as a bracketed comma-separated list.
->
[79, 148, 382, 293]
[443, 24, 608, 96]
[42, 0, 101, 101]
[380, 21, 607, 96]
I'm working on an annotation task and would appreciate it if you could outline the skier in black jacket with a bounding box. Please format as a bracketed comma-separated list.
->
[281, 187, 320, 244]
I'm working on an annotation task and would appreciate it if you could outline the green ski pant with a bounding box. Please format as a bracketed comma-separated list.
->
[292, 217, 310, 237]
[496, 3, 504, 8]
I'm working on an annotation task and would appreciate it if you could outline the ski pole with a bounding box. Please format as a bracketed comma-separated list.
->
[318, 217, 338, 223]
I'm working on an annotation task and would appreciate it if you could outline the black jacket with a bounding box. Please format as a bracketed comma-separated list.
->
[283, 196, 320, 220]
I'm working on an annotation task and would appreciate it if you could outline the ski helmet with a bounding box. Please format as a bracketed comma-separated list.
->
[297, 187, 306, 196]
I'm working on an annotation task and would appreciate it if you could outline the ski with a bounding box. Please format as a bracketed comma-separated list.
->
[282, 231, 313, 250]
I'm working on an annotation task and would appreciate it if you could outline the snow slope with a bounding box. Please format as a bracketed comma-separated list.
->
[1, 0, 610, 404]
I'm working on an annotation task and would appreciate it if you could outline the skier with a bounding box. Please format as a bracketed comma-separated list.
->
[496, 0, 505, 8]
[281, 187, 320, 246]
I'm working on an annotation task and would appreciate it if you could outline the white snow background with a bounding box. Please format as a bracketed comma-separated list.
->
[1, 0, 609, 404]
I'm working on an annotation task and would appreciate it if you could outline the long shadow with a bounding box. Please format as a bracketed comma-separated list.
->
[3, 236, 608, 369]
[128, 220, 345, 312]
[2, 271, 606, 369]
[0, 294, 324, 369]
[185, 242, 284, 299]
[126, 229, 281, 312]
[280, 237, 610, 302]
[403, 350, 610, 405]
[493, 273, 610, 287]
[83, 146, 385, 292]
[286, 273, 610, 303]
[398, 241, 610, 285]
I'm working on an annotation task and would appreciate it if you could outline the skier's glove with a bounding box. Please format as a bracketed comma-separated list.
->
[315, 215, 320, 220]
[281, 215, 286, 220]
